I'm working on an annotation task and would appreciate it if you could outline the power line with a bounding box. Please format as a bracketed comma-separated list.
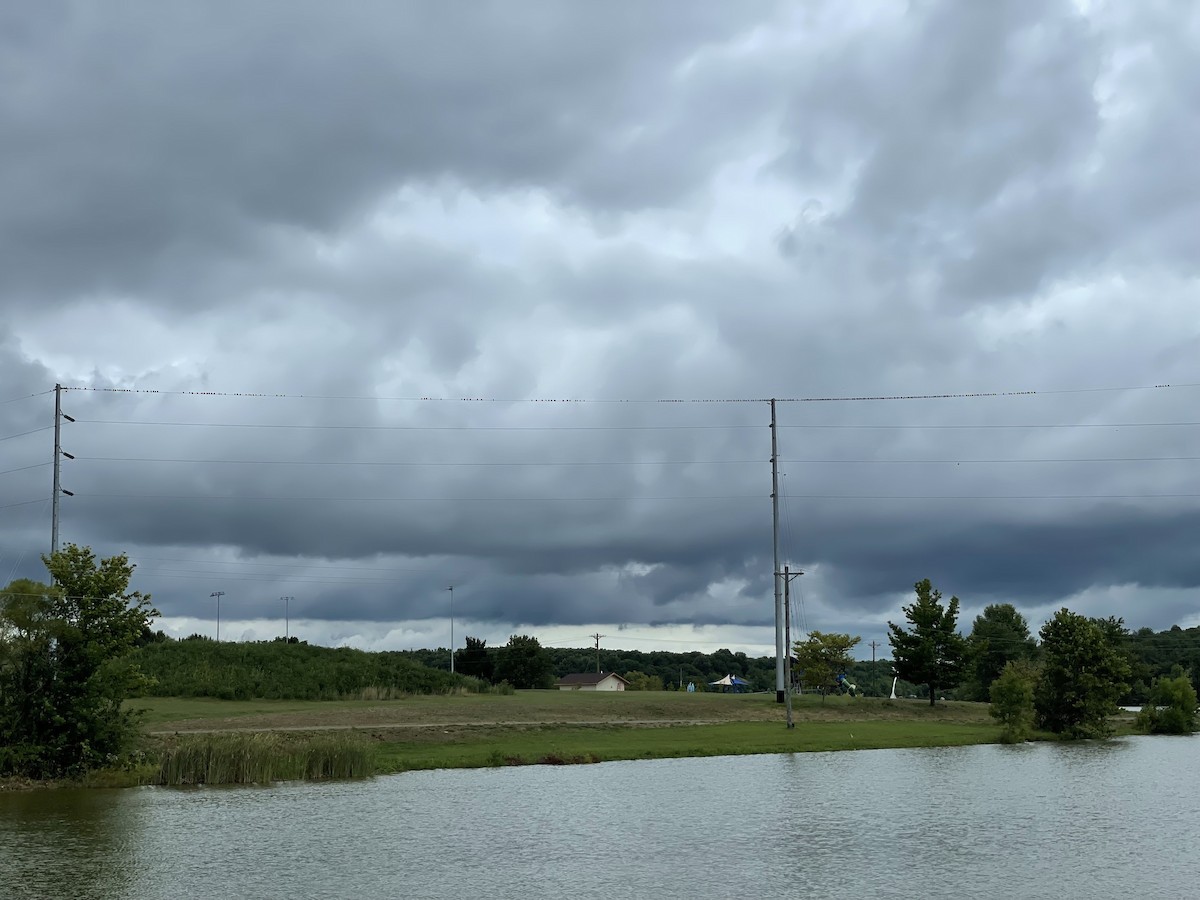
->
[56, 454, 1200, 471]
[783, 422, 1200, 430]
[76, 455, 766, 468]
[72, 492, 764, 503]
[74, 419, 759, 431]
[0, 462, 52, 477]
[59, 380, 1200, 403]
[783, 492, 1200, 500]
[0, 426, 53, 443]
[53, 489, 1200, 504]
[69, 418, 1200, 432]
[0, 498, 51, 511]
[0, 390, 54, 405]
[780, 456, 1200, 464]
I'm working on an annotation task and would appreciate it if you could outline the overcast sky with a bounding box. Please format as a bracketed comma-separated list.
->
[2, 1, 1199, 658]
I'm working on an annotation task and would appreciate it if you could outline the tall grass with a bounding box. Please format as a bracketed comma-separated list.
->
[156, 733, 375, 786]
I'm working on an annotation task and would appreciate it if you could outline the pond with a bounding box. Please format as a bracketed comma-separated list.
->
[4, 736, 1198, 899]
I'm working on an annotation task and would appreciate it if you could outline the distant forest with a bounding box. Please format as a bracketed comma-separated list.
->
[130, 622, 1200, 704]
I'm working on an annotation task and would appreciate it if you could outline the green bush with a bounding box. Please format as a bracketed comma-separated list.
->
[989, 659, 1037, 743]
[1135, 673, 1198, 735]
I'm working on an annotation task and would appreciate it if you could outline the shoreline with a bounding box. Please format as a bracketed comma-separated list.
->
[10, 692, 1116, 790]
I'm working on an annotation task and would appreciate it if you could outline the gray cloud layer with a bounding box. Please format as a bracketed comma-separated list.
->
[2, 1, 1199, 647]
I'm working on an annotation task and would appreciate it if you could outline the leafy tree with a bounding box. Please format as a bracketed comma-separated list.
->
[989, 659, 1037, 743]
[887, 579, 967, 706]
[493, 634, 553, 689]
[962, 603, 1038, 701]
[1135, 670, 1198, 735]
[1035, 608, 1131, 739]
[623, 670, 663, 691]
[457, 636, 494, 683]
[0, 546, 158, 777]
[793, 631, 861, 699]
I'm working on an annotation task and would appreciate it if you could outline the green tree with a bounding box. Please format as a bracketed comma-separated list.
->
[989, 659, 1038, 743]
[962, 603, 1038, 701]
[493, 634, 553, 689]
[887, 579, 967, 706]
[1035, 608, 1130, 739]
[793, 631, 861, 699]
[1135, 670, 1198, 735]
[623, 670, 663, 691]
[457, 636, 494, 683]
[0, 546, 158, 777]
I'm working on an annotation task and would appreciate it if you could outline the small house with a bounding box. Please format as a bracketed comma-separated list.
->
[555, 672, 630, 692]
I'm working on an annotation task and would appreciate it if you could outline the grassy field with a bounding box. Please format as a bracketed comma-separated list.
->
[127, 691, 1011, 782]
[135, 690, 994, 732]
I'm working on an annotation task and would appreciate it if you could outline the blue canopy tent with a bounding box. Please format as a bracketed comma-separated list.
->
[709, 674, 751, 694]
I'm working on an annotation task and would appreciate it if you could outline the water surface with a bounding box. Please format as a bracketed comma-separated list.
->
[4, 736, 1198, 899]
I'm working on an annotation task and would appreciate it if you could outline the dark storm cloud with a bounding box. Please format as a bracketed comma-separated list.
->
[2, 1, 1199, 645]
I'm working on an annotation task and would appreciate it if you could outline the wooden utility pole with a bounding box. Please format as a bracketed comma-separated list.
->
[591, 633, 605, 672]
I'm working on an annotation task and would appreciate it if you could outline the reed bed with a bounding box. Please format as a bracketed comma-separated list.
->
[156, 732, 375, 786]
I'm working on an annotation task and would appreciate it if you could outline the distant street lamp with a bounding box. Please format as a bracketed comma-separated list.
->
[447, 585, 455, 674]
[281, 596, 293, 643]
[210, 591, 225, 641]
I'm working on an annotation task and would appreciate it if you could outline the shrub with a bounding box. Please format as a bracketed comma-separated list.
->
[989, 659, 1037, 743]
[1135, 673, 1198, 735]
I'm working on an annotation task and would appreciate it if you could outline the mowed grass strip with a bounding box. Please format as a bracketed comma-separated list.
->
[135, 692, 994, 733]
[369, 720, 1003, 774]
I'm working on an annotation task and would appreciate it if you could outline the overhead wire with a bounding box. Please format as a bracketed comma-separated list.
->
[0, 498, 52, 511]
[76, 455, 766, 468]
[0, 425, 53, 443]
[0, 462, 52, 477]
[67, 417, 1200, 432]
[22, 378, 1200, 645]
[60, 380, 1199, 403]
[1, 390, 55, 405]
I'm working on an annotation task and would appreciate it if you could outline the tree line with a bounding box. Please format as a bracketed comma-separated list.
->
[131, 635, 478, 700]
[6, 548, 1196, 779]
[407, 635, 923, 695]
[883, 578, 1197, 740]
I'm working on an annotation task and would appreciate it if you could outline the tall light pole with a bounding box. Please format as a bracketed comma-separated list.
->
[770, 399, 785, 703]
[280, 596, 293, 643]
[781, 567, 803, 730]
[210, 591, 225, 641]
[447, 586, 455, 674]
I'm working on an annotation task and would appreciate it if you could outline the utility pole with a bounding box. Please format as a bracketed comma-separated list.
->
[50, 384, 75, 556]
[281, 596, 293, 642]
[591, 633, 605, 672]
[210, 591, 225, 641]
[770, 399, 784, 703]
[870, 639, 882, 696]
[448, 586, 455, 674]
[784, 566, 793, 728]
[781, 567, 804, 729]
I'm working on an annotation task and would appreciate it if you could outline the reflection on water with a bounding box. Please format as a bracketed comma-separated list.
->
[1, 788, 140, 900]
[3, 735, 1199, 899]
